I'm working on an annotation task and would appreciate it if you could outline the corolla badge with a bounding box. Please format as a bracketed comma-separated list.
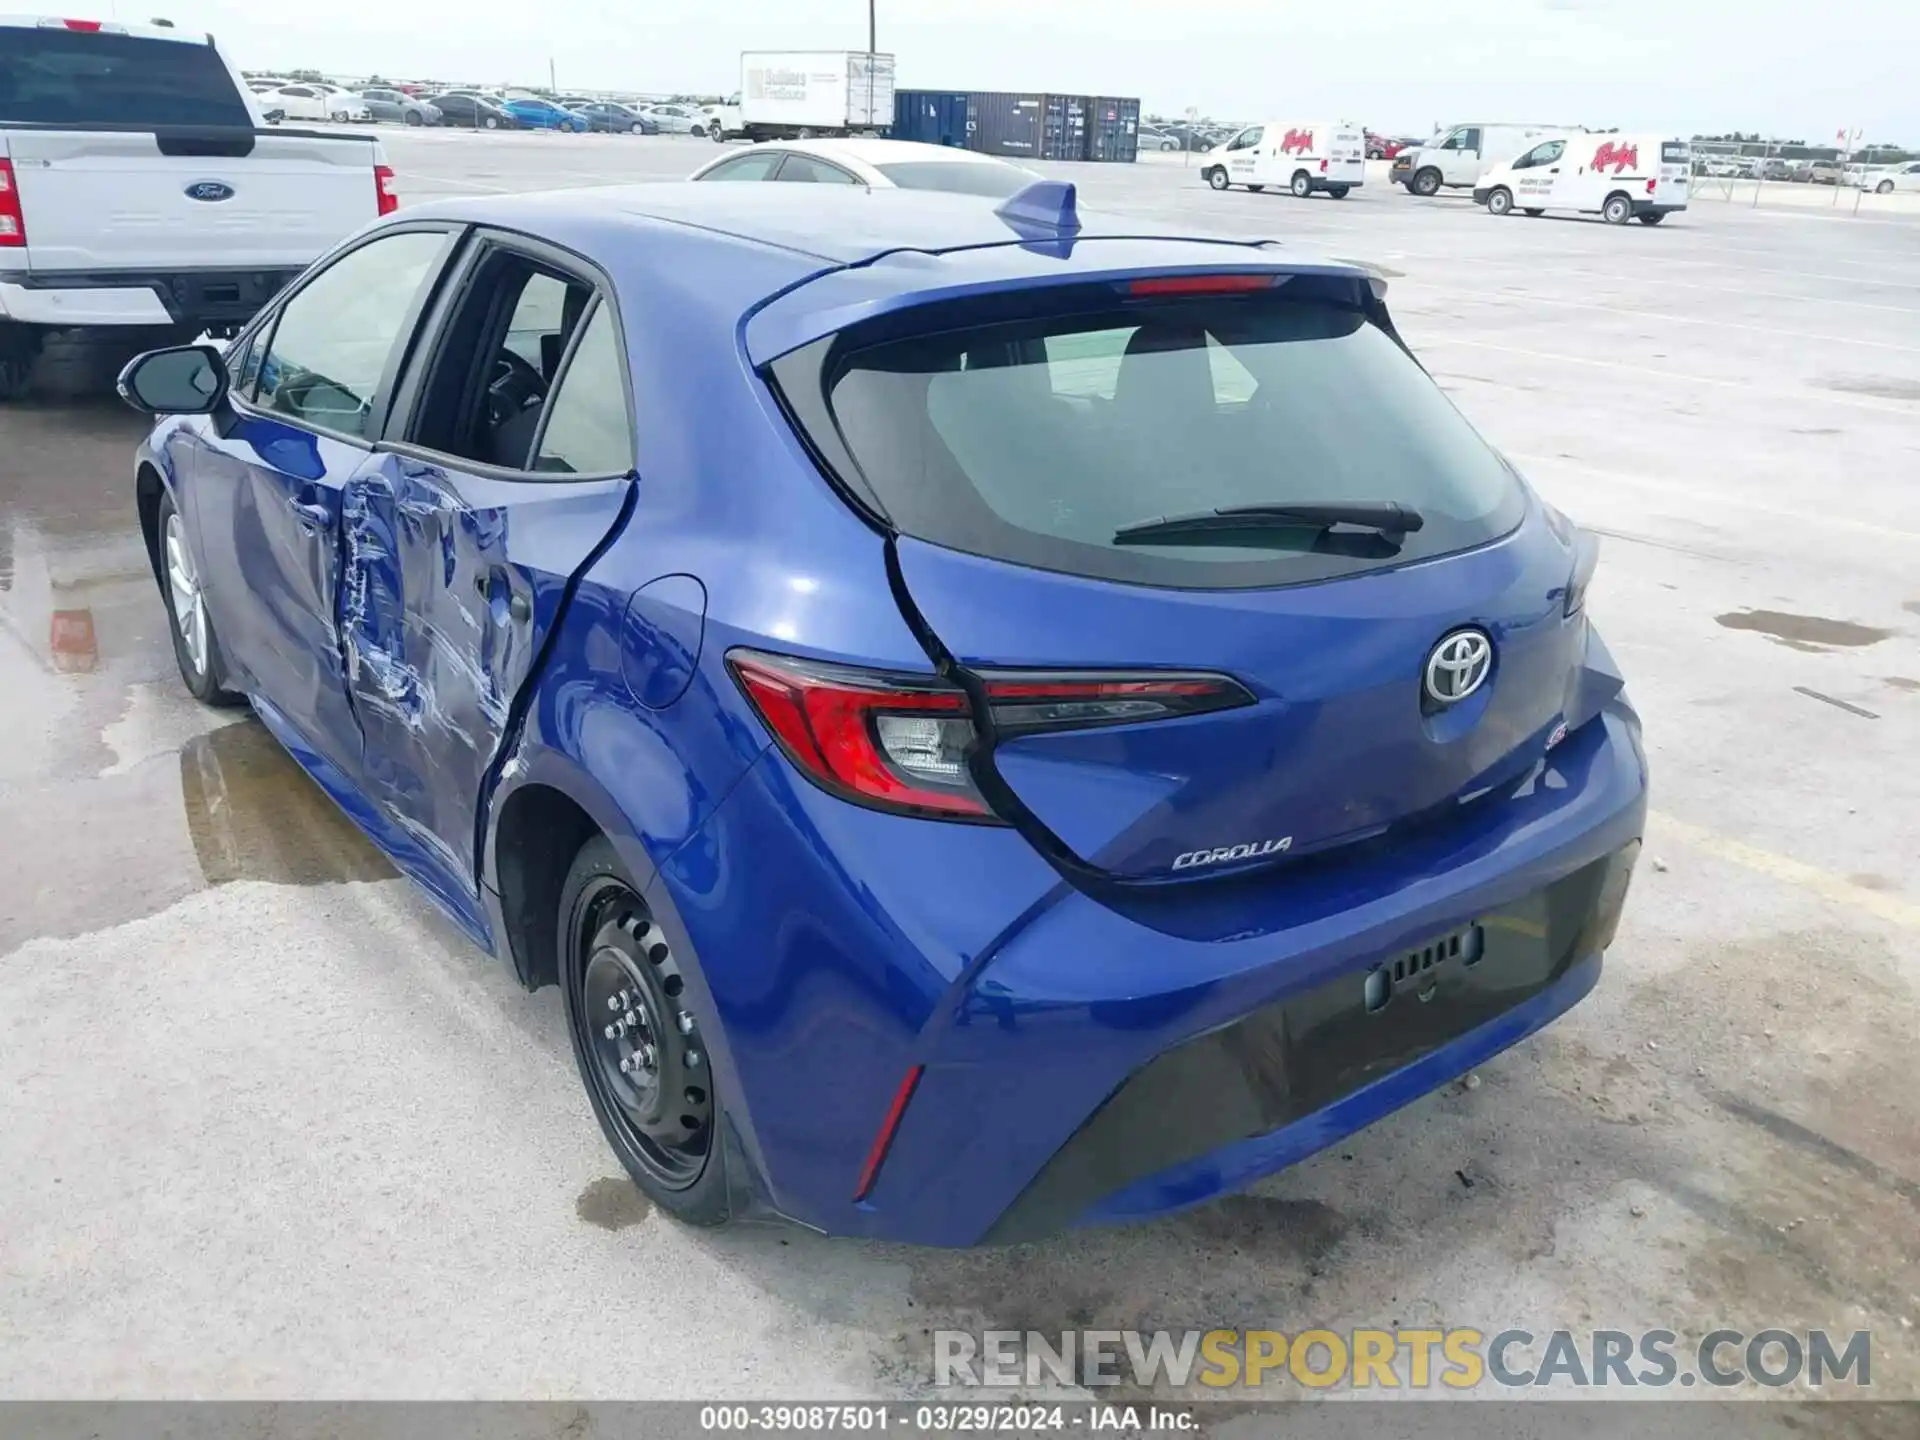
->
[185, 181, 235, 202]
[1172, 837, 1293, 871]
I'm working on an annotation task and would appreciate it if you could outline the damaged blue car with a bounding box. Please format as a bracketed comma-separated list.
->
[121, 181, 1645, 1245]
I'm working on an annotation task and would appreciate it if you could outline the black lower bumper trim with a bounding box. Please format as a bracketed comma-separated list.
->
[984, 843, 1639, 1243]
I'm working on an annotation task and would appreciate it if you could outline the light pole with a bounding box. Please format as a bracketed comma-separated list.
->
[868, 0, 876, 55]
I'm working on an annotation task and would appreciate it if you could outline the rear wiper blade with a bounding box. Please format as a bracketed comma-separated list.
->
[1113, 502, 1426, 544]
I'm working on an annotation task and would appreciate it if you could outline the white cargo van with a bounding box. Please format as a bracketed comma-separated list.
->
[1395, 122, 1573, 196]
[1475, 133, 1690, 225]
[738, 51, 895, 142]
[1202, 121, 1367, 198]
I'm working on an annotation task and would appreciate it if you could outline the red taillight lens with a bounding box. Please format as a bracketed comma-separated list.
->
[62, 18, 104, 30]
[374, 163, 399, 216]
[1645, 179, 1657, 195]
[1319, 159, 1329, 172]
[728, 650, 1254, 821]
[1125, 273, 1282, 297]
[0, 160, 24, 247]
[728, 651, 988, 818]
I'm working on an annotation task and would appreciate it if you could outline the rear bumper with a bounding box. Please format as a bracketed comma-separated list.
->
[654, 692, 1648, 1246]
[0, 267, 301, 330]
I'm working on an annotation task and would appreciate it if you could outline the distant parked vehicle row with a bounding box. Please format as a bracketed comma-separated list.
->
[254, 82, 370, 124]
[356, 86, 442, 126]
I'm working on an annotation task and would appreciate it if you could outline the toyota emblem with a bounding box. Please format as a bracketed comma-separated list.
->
[1424, 629, 1493, 706]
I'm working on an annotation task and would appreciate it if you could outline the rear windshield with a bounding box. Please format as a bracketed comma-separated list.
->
[815, 294, 1525, 589]
[0, 29, 252, 128]
[873, 161, 1036, 197]
[1661, 141, 1690, 163]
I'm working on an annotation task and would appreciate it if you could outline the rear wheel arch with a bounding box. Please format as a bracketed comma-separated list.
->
[493, 781, 606, 990]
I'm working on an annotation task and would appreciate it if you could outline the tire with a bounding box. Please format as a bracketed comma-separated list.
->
[1207, 167, 1231, 191]
[796, 128, 815, 140]
[1328, 185, 1350, 199]
[1486, 186, 1514, 216]
[1637, 212, 1665, 225]
[1247, 183, 1265, 192]
[484, 115, 499, 130]
[1602, 193, 1633, 225]
[561, 836, 730, 1227]
[710, 122, 725, 141]
[1411, 167, 1442, 197]
[1524, 207, 1545, 216]
[0, 322, 42, 402]
[1290, 171, 1313, 198]
[404, 110, 422, 126]
[1876, 180, 1894, 194]
[631, 121, 646, 135]
[155, 491, 244, 706]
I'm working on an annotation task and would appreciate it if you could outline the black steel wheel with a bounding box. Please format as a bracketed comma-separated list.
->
[1411, 166, 1442, 197]
[561, 837, 731, 1224]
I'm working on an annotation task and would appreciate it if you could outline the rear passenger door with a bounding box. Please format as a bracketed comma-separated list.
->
[341, 232, 636, 916]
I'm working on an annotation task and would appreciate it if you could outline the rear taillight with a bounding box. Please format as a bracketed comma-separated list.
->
[728, 650, 1253, 821]
[1645, 179, 1657, 195]
[1125, 273, 1282, 297]
[1319, 159, 1329, 172]
[0, 160, 24, 247]
[374, 163, 399, 216]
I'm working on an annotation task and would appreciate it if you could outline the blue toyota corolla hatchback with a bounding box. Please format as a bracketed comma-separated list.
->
[119, 181, 1645, 1246]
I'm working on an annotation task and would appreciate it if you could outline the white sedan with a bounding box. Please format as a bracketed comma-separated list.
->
[260, 84, 370, 123]
[1863, 161, 1920, 195]
[688, 138, 1037, 197]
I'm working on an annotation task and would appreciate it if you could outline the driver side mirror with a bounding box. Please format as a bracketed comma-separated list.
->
[117, 344, 229, 415]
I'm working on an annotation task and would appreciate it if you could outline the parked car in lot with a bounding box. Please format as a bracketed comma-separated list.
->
[689, 138, 1034, 195]
[114, 177, 1645, 1244]
[260, 83, 370, 124]
[1365, 131, 1413, 160]
[1864, 161, 1920, 194]
[501, 96, 587, 132]
[1475, 133, 1690, 224]
[574, 101, 659, 135]
[641, 103, 705, 135]
[0, 14, 396, 400]
[1803, 159, 1843, 185]
[428, 92, 520, 129]
[356, 86, 442, 127]
[1138, 127, 1182, 151]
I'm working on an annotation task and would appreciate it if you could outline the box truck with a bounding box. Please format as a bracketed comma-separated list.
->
[738, 51, 896, 142]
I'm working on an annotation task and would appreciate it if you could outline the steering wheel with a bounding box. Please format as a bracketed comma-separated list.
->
[487, 350, 547, 428]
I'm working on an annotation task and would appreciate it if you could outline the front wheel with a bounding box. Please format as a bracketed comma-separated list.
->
[1875, 180, 1894, 194]
[562, 837, 731, 1227]
[156, 492, 244, 706]
[1637, 211, 1666, 225]
[1411, 167, 1442, 197]
[404, 110, 422, 126]
[1602, 193, 1634, 225]
[1207, 167, 1231, 191]
[484, 115, 499, 130]
[710, 122, 725, 141]
[1486, 186, 1514, 216]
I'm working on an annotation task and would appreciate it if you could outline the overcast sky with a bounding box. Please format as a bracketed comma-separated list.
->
[141, 0, 1916, 141]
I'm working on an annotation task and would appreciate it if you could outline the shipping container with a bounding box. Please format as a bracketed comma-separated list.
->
[1040, 94, 1090, 161]
[1085, 96, 1141, 163]
[967, 91, 1046, 158]
[892, 89, 971, 148]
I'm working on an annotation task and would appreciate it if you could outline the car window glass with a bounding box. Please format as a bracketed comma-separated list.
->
[532, 307, 631, 475]
[776, 155, 859, 184]
[503, 273, 570, 371]
[253, 231, 451, 440]
[1461, 128, 1482, 150]
[699, 153, 784, 181]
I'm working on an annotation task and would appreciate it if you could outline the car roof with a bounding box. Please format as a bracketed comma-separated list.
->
[399, 183, 1371, 364]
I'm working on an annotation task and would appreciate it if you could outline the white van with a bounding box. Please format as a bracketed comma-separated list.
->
[1394, 122, 1573, 196]
[1203, 121, 1367, 198]
[1474, 133, 1690, 225]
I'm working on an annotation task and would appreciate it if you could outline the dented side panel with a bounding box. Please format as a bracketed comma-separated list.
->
[339, 452, 634, 910]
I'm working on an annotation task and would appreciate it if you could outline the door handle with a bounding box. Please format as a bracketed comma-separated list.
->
[1548, 167, 1560, 174]
[287, 499, 331, 531]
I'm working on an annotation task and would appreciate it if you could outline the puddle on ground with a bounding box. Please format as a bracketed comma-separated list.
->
[1885, 677, 1920, 693]
[1819, 375, 1920, 402]
[1714, 610, 1892, 650]
[179, 721, 393, 887]
[576, 1176, 653, 1231]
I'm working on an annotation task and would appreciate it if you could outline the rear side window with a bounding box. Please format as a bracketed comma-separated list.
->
[1661, 142, 1690, 163]
[533, 307, 632, 475]
[0, 30, 253, 127]
[811, 295, 1526, 590]
[873, 162, 1034, 197]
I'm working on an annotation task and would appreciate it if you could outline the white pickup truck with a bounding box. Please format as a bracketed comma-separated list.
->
[1, 14, 398, 399]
